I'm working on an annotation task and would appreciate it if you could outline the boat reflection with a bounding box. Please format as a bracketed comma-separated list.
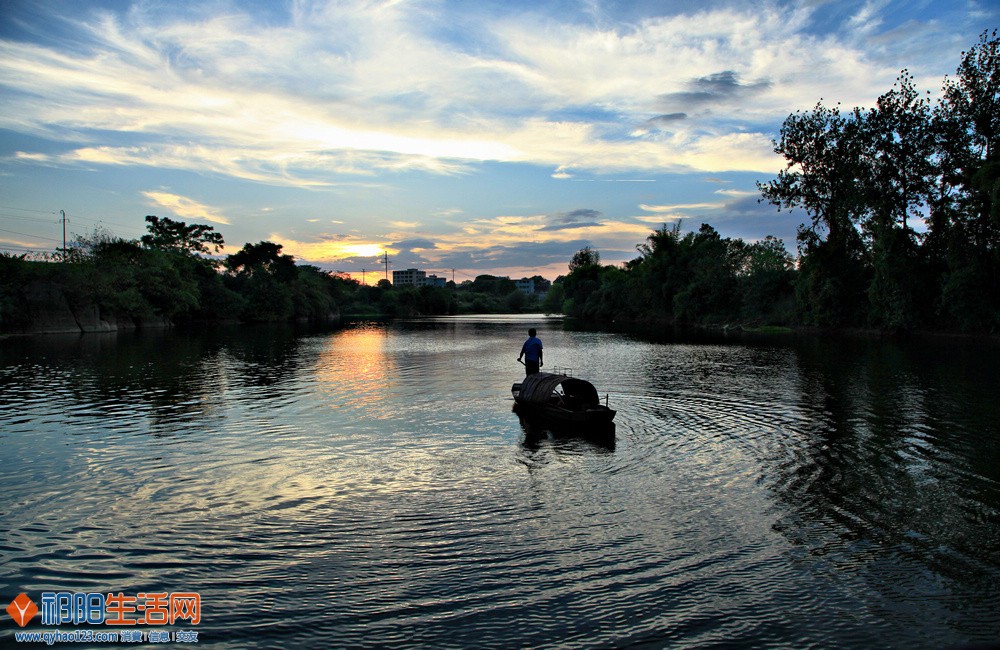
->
[514, 405, 616, 453]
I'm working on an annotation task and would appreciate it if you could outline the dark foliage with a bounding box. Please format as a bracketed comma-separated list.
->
[1, 217, 548, 332]
[556, 224, 795, 327]
[555, 32, 998, 333]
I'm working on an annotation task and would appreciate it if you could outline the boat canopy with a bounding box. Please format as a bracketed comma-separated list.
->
[517, 372, 601, 407]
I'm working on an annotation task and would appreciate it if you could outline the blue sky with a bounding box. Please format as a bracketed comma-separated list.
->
[1, 0, 996, 282]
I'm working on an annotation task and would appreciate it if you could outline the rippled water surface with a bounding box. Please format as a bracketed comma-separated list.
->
[2, 316, 999, 648]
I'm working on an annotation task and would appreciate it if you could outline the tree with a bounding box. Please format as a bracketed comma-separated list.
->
[223, 242, 299, 321]
[861, 70, 936, 234]
[758, 102, 868, 247]
[541, 283, 565, 314]
[569, 246, 600, 271]
[931, 30, 1000, 330]
[141, 216, 225, 256]
[630, 223, 683, 318]
[860, 71, 936, 330]
[738, 236, 796, 324]
[758, 101, 869, 326]
[225, 241, 296, 281]
[670, 224, 740, 324]
[466, 275, 516, 296]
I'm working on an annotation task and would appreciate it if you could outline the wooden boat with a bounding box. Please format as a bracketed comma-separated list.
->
[511, 372, 616, 427]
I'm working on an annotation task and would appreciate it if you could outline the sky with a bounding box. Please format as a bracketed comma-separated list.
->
[0, 0, 996, 283]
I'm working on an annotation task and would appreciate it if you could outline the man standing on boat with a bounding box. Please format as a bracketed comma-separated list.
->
[518, 328, 543, 376]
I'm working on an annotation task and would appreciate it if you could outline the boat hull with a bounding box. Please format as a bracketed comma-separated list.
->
[512, 399, 617, 425]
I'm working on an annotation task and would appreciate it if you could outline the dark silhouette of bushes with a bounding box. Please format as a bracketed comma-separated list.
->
[0, 215, 550, 334]
[553, 31, 999, 334]
[555, 223, 796, 327]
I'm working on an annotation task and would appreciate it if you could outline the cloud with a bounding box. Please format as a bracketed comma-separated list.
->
[538, 208, 604, 231]
[658, 70, 772, 113]
[1, 0, 915, 185]
[640, 202, 724, 213]
[433, 240, 597, 272]
[1, 0, 990, 280]
[634, 189, 804, 246]
[268, 205, 651, 273]
[142, 191, 229, 225]
[644, 113, 688, 130]
[392, 238, 437, 251]
[539, 222, 603, 231]
[714, 188, 757, 197]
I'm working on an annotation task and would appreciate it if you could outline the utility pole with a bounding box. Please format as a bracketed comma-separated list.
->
[361, 268, 366, 285]
[60, 210, 67, 260]
[383, 251, 390, 280]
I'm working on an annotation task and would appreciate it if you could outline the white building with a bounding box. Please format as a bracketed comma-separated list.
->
[392, 268, 426, 286]
[514, 278, 535, 295]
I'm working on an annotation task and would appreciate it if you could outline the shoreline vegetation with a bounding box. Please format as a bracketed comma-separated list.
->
[2, 32, 997, 340]
[0, 217, 552, 337]
[552, 31, 1000, 338]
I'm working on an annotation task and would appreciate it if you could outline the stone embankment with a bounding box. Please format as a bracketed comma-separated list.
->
[6, 280, 172, 336]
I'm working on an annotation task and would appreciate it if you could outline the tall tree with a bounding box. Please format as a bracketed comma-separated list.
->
[758, 101, 867, 247]
[141, 216, 225, 256]
[932, 30, 1000, 330]
[859, 71, 936, 330]
[758, 102, 868, 326]
[861, 70, 936, 234]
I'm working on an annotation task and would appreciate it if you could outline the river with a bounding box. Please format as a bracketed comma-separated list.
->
[1, 315, 998, 648]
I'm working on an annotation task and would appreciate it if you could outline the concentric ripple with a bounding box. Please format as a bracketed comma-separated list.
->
[1, 321, 998, 648]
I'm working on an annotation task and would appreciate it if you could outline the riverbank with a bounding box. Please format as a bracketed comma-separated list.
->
[556, 314, 1000, 346]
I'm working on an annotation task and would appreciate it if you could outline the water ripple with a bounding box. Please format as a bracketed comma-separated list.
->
[1, 323, 998, 648]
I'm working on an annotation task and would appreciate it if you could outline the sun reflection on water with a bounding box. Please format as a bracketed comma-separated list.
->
[314, 323, 395, 415]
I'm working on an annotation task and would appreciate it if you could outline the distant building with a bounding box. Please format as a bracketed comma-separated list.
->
[392, 269, 448, 288]
[515, 277, 551, 295]
[514, 278, 535, 295]
[392, 268, 426, 286]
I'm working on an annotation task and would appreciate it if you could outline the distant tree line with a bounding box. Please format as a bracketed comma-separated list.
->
[546, 230, 797, 327]
[336, 273, 546, 318]
[550, 31, 1000, 334]
[0, 216, 545, 332]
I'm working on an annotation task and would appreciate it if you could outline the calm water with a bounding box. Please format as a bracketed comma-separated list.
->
[2, 316, 999, 648]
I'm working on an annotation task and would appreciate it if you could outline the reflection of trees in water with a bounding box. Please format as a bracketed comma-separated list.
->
[769, 336, 1000, 627]
[1, 324, 323, 433]
[515, 411, 615, 457]
[613, 329, 1000, 634]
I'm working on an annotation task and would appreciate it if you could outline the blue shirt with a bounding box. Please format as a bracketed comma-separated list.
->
[520, 336, 543, 362]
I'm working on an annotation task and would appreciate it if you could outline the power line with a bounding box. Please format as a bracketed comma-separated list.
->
[0, 204, 146, 237]
[0, 227, 63, 243]
[0, 212, 62, 224]
[0, 205, 58, 215]
[66, 213, 146, 235]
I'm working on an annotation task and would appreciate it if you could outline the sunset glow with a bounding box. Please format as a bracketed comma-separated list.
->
[1, 1, 993, 279]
